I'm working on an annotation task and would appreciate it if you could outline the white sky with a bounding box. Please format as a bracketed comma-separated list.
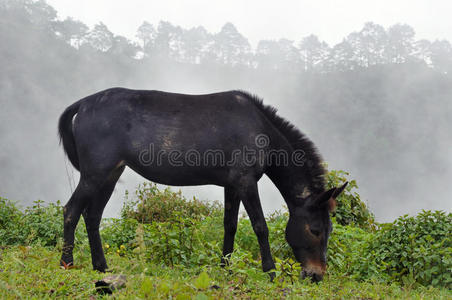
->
[46, 0, 452, 47]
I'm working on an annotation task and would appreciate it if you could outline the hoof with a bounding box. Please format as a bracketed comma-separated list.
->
[268, 271, 276, 282]
[93, 264, 109, 273]
[220, 256, 231, 268]
[60, 259, 74, 270]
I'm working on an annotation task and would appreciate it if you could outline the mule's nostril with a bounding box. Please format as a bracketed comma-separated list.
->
[301, 270, 324, 283]
[311, 273, 323, 283]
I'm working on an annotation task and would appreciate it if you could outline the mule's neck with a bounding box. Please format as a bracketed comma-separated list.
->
[265, 160, 325, 212]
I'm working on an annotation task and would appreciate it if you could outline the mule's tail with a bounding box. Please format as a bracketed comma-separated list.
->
[58, 101, 82, 171]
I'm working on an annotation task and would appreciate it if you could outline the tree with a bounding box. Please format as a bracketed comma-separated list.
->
[211, 22, 251, 66]
[0, 0, 56, 29]
[136, 21, 156, 58]
[255, 39, 300, 71]
[109, 35, 139, 58]
[86, 22, 114, 52]
[299, 34, 330, 71]
[54, 17, 89, 48]
[430, 40, 452, 73]
[413, 39, 432, 65]
[27, 0, 57, 29]
[277, 38, 302, 71]
[181, 26, 212, 64]
[154, 21, 183, 60]
[385, 24, 415, 63]
[256, 40, 281, 70]
[327, 39, 356, 72]
[346, 22, 387, 67]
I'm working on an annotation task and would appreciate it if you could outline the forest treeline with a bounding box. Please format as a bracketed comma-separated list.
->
[1, 0, 451, 219]
[2, 0, 452, 73]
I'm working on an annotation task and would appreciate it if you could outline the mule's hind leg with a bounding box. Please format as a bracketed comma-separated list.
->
[61, 175, 103, 268]
[60, 164, 122, 269]
[61, 187, 82, 267]
[82, 166, 125, 272]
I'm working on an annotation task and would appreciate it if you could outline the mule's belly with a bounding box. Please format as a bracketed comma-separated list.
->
[126, 161, 231, 187]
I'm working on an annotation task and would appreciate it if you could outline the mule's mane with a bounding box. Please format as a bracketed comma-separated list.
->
[235, 90, 326, 192]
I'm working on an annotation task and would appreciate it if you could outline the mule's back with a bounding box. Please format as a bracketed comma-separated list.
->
[75, 88, 268, 148]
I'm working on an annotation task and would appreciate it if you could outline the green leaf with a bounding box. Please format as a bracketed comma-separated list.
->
[140, 277, 153, 295]
[194, 293, 209, 300]
[194, 271, 211, 290]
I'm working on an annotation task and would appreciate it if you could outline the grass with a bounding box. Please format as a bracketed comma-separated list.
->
[0, 245, 450, 299]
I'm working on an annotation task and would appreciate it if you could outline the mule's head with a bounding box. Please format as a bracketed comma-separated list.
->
[285, 182, 348, 282]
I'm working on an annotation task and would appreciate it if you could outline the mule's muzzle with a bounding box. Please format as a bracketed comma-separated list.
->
[301, 270, 324, 283]
[301, 259, 326, 283]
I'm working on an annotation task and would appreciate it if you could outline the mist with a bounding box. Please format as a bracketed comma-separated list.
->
[0, 0, 451, 222]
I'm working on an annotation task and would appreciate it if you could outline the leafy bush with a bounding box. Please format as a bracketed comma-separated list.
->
[0, 199, 63, 246]
[0, 198, 87, 247]
[140, 215, 221, 267]
[116, 183, 225, 267]
[21, 200, 64, 246]
[121, 182, 222, 223]
[100, 218, 139, 251]
[326, 168, 375, 229]
[365, 210, 451, 288]
[0, 197, 26, 245]
[327, 221, 375, 276]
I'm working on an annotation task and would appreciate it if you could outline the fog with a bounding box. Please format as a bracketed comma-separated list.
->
[0, 0, 451, 221]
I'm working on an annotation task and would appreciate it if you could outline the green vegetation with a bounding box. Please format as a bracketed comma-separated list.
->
[121, 182, 223, 223]
[367, 211, 451, 287]
[0, 170, 451, 298]
[325, 168, 376, 229]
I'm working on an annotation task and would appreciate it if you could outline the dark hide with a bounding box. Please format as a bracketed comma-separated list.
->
[58, 88, 347, 281]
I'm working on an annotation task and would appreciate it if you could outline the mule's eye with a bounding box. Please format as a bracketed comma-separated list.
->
[310, 228, 321, 237]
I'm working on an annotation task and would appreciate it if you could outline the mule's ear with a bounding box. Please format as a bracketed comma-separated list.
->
[311, 187, 336, 208]
[332, 182, 348, 199]
[327, 197, 337, 213]
[328, 182, 348, 213]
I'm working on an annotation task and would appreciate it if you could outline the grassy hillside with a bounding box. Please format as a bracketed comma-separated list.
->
[1, 245, 449, 299]
[0, 171, 451, 299]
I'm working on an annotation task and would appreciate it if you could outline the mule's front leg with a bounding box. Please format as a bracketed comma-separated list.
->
[221, 186, 241, 266]
[239, 178, 276, 279]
